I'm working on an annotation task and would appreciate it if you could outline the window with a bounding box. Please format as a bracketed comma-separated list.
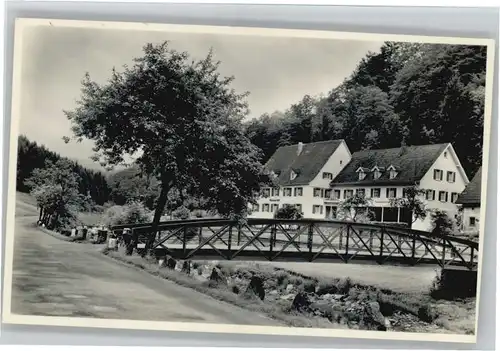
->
[371, 188, 381, 198]
[358, 171, 366, 180]
[386, 188, 397, 198]
[444, 151, 448, 158]
[356, 188, 365, 197]
[271, 188, 280, 197]
[451, 192, 459, 203]
[294, 187, 303, 196]
[272, 204, 279, 213]
[263, 204, 270, 212]
[426, 189, 436, 201]
[434, 169, 443, 181]
[373, 170, 381, 180]
[344, 189, 353, 198]
[252, 204, 259, 212]
[469, 217, 477, 227]
[283, 188, 292, 197]
[447, 171, 456, 183]
[262, 188, 270, 197]
[312, 205, 323, 214]
[290, 170, 297, 180]
[313, 188, 322, 197]
[340, 160, 343, 165]
[295, 204, 302, 212]
[389, 170, 397, 179]
[324, 189, 332, 199]
[439, 191, 448, 202]
[322, 172, 333, 180]
[333, 190, 341, 199]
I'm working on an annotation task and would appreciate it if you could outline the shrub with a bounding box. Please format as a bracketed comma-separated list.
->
[337, 277, 352, 294]
[192, 209, 204, 218]
[101, 201, 151, 226]
[276, 271, 289, 286]
[172, 206, 190, 220]
[231, 285, 240, 294]
[430, 210, 454, 236]
[418, 304, 438, 323]
[303, 280, 317, 293]
[274, 204, 303, 220]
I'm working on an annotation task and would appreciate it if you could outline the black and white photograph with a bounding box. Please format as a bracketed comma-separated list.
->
[2, 19, 495, 343]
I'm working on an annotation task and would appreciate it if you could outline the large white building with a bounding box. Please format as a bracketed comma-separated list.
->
[456, 167, 482, 233]
[249, 140, 351, 219]
[250, 140, 470, 232]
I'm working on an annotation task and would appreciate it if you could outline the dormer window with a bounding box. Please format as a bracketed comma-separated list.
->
[371, 166, 383, 180]
[356, 167, 369, 181]
[290, 170, 298, 181]
[387, 165, 398, 180]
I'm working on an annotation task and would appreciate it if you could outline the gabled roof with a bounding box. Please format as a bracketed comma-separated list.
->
[331, 143, 449, 186]
[265, 140, 344, 186]
[456, 167, 482, 207]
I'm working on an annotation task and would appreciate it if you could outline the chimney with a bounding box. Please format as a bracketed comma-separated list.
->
[297, 142, 304, 155]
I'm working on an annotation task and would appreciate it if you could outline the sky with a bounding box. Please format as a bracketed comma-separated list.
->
[18, 25, 384, 171]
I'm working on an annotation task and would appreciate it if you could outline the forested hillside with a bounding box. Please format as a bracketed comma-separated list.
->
[17, 135, 111, 205]
[244, 42, 487, 178]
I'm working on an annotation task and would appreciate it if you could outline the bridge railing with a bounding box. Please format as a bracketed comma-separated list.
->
[111, 218, 479, 270]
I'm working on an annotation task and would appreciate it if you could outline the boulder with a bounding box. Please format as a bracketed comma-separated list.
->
[209, 267, 227, 286]
[316, 285, 338, 296]
[181, 260, 191, 274]
[363, 302, 387, 331]
[291, 292, 311, 312]
[285, 284, 294, 293]
[303, 282, 317, 294]
[310, 301, 334, 320]
[244, 276, 266, 301]
[280, 293, 295, 300]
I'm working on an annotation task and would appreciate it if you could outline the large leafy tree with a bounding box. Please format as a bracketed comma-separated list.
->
[17, 135, 111, 205]
[332, 85, 405, 150]
[107, 166, 160, 209]
[390, 44, 487, 177]
[64, 41, 269, 250]
[26, 159, 87, 230]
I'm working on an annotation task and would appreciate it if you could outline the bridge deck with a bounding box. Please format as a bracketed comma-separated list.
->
[114, 218, 479, 270]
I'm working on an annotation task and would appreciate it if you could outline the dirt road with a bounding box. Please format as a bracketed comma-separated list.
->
[9, 203, 280, 326]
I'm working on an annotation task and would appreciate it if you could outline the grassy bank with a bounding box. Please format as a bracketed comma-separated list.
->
[38, 225, 86, 243]
[101, 248, 475, 333]
[102, 248, 342, 329]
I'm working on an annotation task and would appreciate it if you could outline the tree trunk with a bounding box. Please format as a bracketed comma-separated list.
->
[42, 212, 49, 226]
[145, 176, 172, 255]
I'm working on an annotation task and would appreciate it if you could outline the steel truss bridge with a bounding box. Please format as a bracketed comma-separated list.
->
[111, 218, 479, 271]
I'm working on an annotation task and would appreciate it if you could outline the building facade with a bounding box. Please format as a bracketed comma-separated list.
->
[329, 143, 469, 231]
[456, 167, 482, 233]
[250, 140, 469, 232]
[248, 140, 351, 219]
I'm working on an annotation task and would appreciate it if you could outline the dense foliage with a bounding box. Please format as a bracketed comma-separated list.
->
[245, 42, 486, 178]
[274, 204, 303, 220]
[26, 159, 90, 230]
[17, 135, 111, 205]
[64, 41, 271, 250]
